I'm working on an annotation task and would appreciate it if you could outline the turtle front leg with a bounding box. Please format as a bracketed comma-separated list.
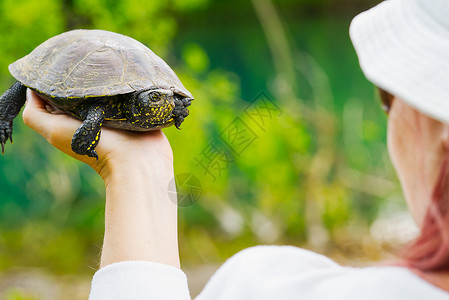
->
[0, 81, 27, 154]
[71, 105, 105, 160]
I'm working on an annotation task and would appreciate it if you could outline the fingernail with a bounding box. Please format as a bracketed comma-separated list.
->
[45, 104, 66, 115]
[46, 105, 56, 113]
[26, 88, 31, 102]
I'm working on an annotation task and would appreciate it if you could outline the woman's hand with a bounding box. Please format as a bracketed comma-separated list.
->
[22, 89, 173, 182]
[23, 89, 180, 268]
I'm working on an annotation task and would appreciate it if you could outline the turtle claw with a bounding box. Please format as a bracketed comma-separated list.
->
[71, 141, 99, 160]
[86, 149, 98, 160]
[174, 116, 184, 129]
[0, 119, 13, 155]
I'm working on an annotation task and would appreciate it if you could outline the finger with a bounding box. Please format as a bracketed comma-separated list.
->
[22, 89, 54, 131]
[19, 90, 102, 166]
[23, 89, 81, 139]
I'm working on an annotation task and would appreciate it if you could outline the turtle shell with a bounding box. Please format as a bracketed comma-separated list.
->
[8, 29, 192, 99]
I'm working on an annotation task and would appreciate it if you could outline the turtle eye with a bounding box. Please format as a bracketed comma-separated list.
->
[149, 92, 161, 102]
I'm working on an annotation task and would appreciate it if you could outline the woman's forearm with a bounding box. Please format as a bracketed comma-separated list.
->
[100, 159, 180, 269]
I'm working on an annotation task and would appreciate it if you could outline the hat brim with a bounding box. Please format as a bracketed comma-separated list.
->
[350, 0, 449, 124]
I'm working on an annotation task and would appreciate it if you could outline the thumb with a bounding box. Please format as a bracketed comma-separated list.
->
[22, 89, 96, 164]
[22, 89, 81, 142]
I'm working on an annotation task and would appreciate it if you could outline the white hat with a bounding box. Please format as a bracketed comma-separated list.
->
[350, 0, 449, 124]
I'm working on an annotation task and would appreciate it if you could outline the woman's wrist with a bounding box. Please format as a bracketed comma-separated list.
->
[97, 150, 174, 186]
[99, 153, 180, 268]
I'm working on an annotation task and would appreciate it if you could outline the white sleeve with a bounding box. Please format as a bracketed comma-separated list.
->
[88, 261, 191, 300]
[195, 245, 340, 300]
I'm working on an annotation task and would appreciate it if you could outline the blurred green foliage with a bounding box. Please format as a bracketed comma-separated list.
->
[0, 0, 405, 293]
[5, 289, 38, 300]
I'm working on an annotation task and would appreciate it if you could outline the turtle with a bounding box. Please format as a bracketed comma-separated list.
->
[0, 29, 193, 159]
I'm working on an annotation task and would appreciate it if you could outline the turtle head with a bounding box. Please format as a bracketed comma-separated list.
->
[128, 89, 175, 126]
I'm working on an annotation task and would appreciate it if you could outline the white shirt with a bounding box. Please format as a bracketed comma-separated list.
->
[89, 245, 449, 299]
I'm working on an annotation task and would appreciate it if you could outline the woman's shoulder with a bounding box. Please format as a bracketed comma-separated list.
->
[220, 245, 340, 272]
[196, 246, 449, 300]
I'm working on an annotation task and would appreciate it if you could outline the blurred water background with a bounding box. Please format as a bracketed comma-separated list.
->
[0, 0, 418, 298]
